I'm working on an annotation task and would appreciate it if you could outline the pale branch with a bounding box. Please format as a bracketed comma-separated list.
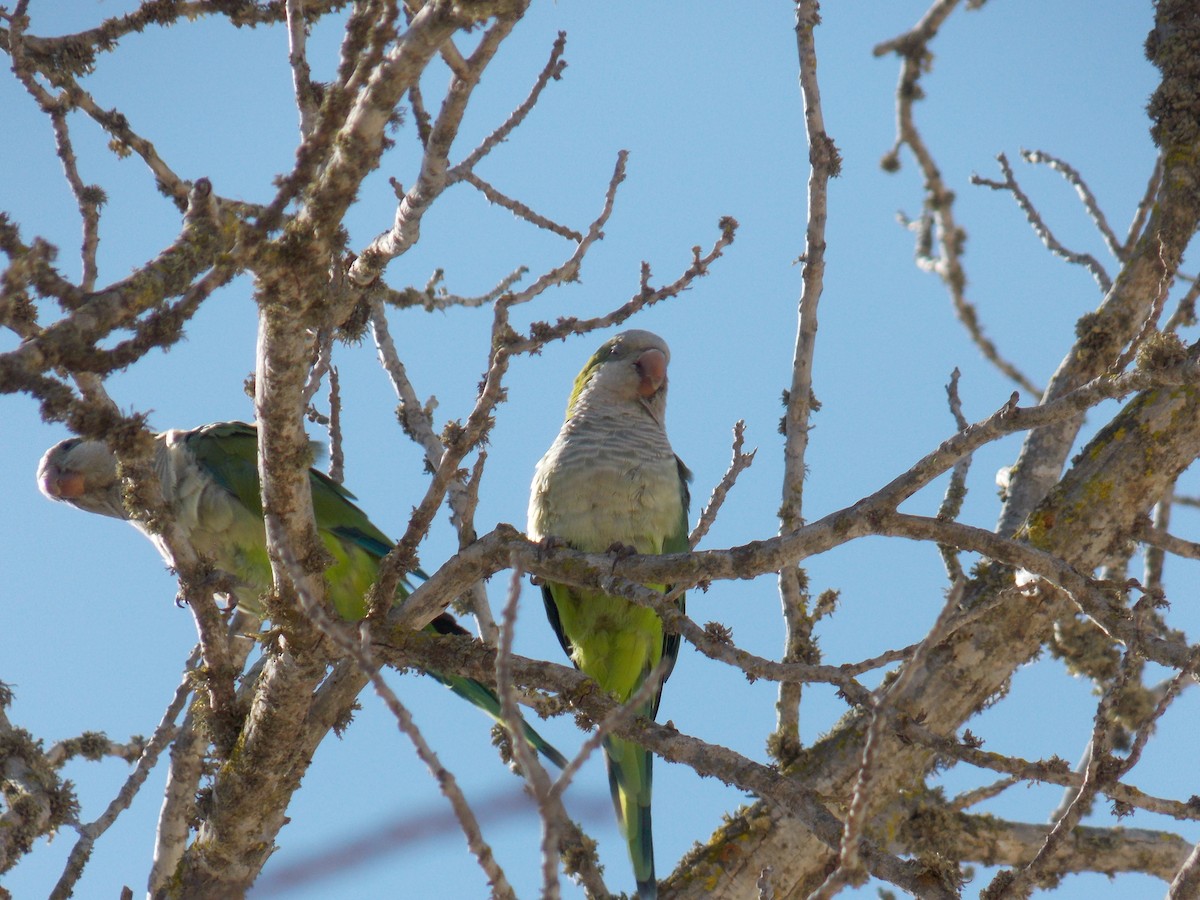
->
[285, 0, 319, 139]
[370, 300, 442, 456]
[891, 802, 1194, 884]
[455, 460, 501, 645]
[248, 2, 395, 233]
[296, 0, 506, 253]
[783, 0, 837, 531]
[871, 0, 962, 56]
[774, 0, 837, 759]
[147, 706, 205, 897]
[1170, 841, 1200, 898]
[972, 152, 1112, 293]
[894, 684, 1200, 824]
[1022, 148, 1126, 261]
[996, 15, 1200, 537]
[878, 514, 1193, 674]
[876, 2, 1040, 397]
[1137, 520, 1200, 561]
[493, 568, 564, 900]
[348, 11, 525, 285]
[1122, 664, 1194, 777]
[689, 419, 756, 549]
[368, 300, 505, 634]
[1111, 261, 1173, 374]
[60, 77, 189, 205]
[409, 80, 433, 147]
[150, 613, 258, 896]
[173, 653, 330, 894]
[1, 5, 301, 215]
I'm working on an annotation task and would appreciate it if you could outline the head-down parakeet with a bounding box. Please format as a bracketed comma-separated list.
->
[528, 330, 690, 899]
[38, 421, 566, 769]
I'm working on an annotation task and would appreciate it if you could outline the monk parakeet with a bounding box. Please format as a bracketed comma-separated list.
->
[38, 421, 566, 769]
[528, 330, 690, 899]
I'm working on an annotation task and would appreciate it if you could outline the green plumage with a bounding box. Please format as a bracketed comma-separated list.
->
[38, 421, 566, 769]
[529, 330, 689, 899]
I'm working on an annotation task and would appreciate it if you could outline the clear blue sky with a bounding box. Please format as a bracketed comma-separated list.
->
[3, 2, 1191, 898]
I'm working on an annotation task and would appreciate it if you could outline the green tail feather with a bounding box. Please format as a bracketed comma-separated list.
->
[424, 615, 567, 769]
[431, 668, 568, 769]
[603, 733, 656, 900]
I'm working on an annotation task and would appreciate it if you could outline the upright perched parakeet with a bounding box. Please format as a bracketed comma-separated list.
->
[38, 421, 566, 769]
[528, 330, 690, 899]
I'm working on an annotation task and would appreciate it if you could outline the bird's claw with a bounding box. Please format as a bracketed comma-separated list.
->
[606, 542, 637, 574]
[536, 535, 566, 559]
[533, 536, 567, 584]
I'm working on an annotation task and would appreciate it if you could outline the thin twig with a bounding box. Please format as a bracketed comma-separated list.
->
[1135, 519, 1200, 561]
[50, 656, 195, 899]
[1022, 148, 1124, 261]
[689, 420, 756, 548]
[950, 776, 1021, 811]
[936, 368, 971, 581]
[877, 6, 1040, 396]
[278, 541, 518, 899]
[777, 0, 839, 754]
[458, 170, 582, 241]
[810, 580, 967, 898]
[1124, 153, 1164, 256]
[971, 152, 1112, 293]
[449, 31, 568, 181]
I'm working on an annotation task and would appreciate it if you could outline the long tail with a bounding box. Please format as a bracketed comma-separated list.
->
[603, 733, 656, 900]
[424, 615, 568, 769]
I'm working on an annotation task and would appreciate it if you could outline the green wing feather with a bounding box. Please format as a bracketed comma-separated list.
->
[187, 422, 566, 769]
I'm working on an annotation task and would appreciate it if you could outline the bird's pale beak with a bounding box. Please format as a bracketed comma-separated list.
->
[636, 349, 667, 397]
[39, 463, 87, 500]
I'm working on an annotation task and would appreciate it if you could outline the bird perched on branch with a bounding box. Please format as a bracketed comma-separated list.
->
[528, 330, 691, 899]
[38, 420, 566, 769]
